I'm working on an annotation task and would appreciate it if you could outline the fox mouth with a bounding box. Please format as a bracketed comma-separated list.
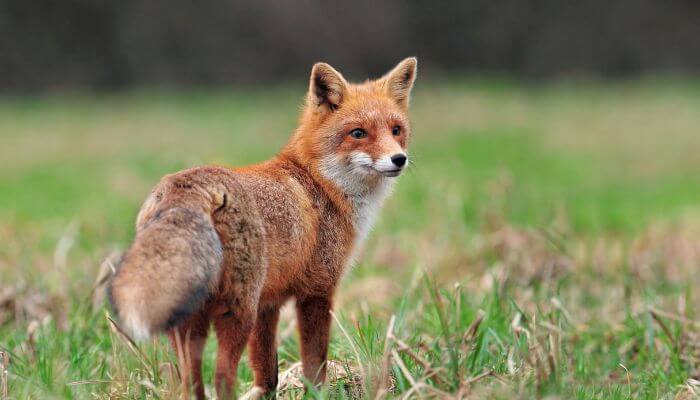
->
[378, 168, 402, 177]
[355, 164, 402, 177]
[347, 159, 404, 178]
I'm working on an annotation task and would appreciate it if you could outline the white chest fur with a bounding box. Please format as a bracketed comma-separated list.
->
[320, 151, 395, 247]
[319, 153, 397, 248]
[349, 178, 394, 245]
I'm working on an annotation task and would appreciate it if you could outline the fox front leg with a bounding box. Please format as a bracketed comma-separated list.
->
[296, 295, 333, 386]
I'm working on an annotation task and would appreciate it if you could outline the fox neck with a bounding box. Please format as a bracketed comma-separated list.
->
[347, 176, 394, 246]
[280, 134, 395, 245]
[318, 151, 395, 235]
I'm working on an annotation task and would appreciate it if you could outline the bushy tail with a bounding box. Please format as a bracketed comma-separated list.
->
[107, 206, 223, 340]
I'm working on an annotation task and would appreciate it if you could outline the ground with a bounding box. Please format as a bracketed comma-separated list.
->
[1, 79, 700, 399]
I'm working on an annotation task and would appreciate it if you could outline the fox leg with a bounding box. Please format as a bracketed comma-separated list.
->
[296, 295, 333, 386]
[212, 305, 256, 399]
[248, 305, 281, 395]
[167, 311, 209, 400]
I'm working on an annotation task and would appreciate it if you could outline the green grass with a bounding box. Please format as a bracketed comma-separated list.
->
[1, 80, 700, 398]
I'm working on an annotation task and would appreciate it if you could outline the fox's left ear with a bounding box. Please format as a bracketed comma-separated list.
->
[381, 57, 418, 108]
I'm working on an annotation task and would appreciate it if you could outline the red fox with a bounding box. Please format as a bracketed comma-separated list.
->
[108, 58, 417, 399]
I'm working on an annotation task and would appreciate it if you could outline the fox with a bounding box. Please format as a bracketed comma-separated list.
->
[107, 57, 417, 399]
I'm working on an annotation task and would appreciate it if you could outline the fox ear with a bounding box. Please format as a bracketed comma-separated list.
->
[308, 62, 348, 112]
[382, 57, 417, 108]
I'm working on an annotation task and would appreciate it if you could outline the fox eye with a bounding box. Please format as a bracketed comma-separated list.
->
[349, 128, 367, 139]
[392, 125, 401, 136]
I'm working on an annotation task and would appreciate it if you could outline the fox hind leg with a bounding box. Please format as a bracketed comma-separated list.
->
[249, 305, 281, 396]
[212, 304, 256, 399]
[168, 311, 210, 400]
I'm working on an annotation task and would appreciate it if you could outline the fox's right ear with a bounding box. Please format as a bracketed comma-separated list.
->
[308, 62, 348, 113]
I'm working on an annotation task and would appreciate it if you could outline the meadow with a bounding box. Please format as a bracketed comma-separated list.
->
[1, 79, 700, 399]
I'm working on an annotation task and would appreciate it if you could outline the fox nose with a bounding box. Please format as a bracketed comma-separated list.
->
[390, 154, 407, 168]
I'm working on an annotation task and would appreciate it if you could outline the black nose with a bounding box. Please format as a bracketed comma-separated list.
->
[390, 154, 407, 167]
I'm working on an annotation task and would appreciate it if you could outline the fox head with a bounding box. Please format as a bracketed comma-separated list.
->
[288, 58, 417, 195]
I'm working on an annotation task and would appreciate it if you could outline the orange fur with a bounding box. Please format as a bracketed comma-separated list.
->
[108, 58, 417, 399]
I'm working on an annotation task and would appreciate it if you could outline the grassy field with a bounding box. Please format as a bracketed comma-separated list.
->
[1, 79, 700, 399]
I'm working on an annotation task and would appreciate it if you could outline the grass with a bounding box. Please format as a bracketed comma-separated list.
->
[1, 79, 700, 398]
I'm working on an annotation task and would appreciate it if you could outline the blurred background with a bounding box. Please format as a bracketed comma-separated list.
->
[2, 1, 700, 398]
[2, 0, 700, 92]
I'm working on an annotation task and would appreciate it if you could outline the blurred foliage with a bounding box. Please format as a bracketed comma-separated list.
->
[1, 0, 699, 92]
